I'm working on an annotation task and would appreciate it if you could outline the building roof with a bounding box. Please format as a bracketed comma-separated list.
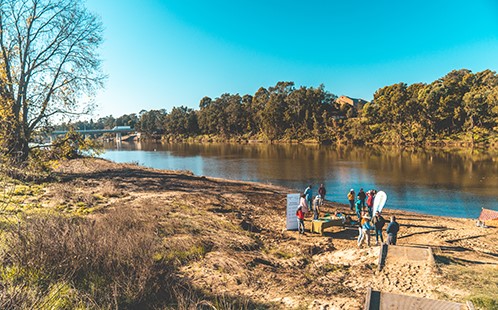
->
[336, 96, 367, 109]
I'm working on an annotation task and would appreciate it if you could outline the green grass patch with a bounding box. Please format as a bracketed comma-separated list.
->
[319, 263, 351, 274]
[469, 295, 498, 310]
[442, 264, 498, 309]
[12, 184, 44, 196]
[164, 243, 207, 264]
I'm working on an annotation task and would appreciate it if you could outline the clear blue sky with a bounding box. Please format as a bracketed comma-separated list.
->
[85, 0, 498, 118]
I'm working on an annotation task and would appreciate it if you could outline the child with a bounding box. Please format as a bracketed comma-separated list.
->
[296, 205, 305, 234]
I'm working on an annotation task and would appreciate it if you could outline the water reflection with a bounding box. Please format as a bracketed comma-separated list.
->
[101, 142, 498, 218]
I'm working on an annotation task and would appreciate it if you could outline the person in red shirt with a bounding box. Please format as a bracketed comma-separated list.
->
[296, 204, 305, 234]
[366, 190, 375, 217]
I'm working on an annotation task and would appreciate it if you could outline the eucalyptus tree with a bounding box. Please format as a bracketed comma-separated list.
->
[136, 109, 167, 137]
[251, 87, 269, 134]
[419, 69, 471, 137]
[115, 113, 138, 128]
[262, 82, 294, 140]
[223, 93, 246, 136]
[0, 0, 104, 163]
[165, 106, 198, 136]
[462, 70, 498, 141]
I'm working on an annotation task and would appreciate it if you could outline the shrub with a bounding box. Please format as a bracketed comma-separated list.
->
[0, 207, 170, 308]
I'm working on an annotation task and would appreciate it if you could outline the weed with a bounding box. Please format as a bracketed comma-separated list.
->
[469, 295, 498, 310]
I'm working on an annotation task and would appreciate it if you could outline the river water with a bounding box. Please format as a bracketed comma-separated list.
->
[100, 142, 498, 218]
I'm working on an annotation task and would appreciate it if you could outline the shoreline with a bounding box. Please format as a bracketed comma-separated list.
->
[119, 134, 498, 149]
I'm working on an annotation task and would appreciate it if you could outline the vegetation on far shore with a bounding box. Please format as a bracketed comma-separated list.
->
[58, 69, 498, 148]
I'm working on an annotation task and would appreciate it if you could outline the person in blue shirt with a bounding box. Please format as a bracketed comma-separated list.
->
[355, 197, 362, 222]
[386, 216, 400, 245]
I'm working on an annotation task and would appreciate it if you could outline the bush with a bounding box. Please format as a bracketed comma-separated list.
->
[0, 207, 171, 308]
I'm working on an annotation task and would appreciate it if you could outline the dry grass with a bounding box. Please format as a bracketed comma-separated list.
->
[0, 197, 271, 309]
[0, 207, 170, 308]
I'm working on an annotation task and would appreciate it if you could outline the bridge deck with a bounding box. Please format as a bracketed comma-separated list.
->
[52, 129, 133, 135]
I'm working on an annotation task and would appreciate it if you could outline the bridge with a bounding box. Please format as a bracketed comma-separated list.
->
[50, 126, 135, 143]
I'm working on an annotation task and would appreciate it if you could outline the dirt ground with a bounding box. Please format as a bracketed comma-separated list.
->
[41, 158, 498, 309]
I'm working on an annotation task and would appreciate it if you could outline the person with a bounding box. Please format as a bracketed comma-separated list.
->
[355, 197, 362, 221]
[358, 188, 366, 208]
[366, 190, 375, 217]
[372, 212, 386, 245]
[299, 193, 309, 214]
[296, 204, 305, 234]
[318, 184, 326, 205]
[386, 216, 400, 245]
[304, 185, 312, 209]
[312, 195, 321, 220]
[347, 189, 355, 211]
[358, 211, 373, 247]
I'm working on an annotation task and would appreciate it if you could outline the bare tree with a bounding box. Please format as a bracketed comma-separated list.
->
[0, 0, 104, 163]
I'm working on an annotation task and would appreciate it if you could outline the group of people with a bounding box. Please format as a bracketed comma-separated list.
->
[295, 184, 400, 247]
[296, 184, 326, 234]
[357, 212, 400, 248]
[348, 187, 400, 247]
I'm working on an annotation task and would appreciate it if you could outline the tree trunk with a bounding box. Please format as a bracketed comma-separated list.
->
[4, 121, 30, 164]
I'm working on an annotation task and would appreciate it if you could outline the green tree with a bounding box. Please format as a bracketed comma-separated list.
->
[369, 83, 409, 143]
[116, 114, 138, 128]
[462, 70, 498, 141]
[261, 82, 294, 140]
[136, 109, 167, 137]
[251, 87, 269, 135]
[420, 69, 472, 137]
[165, 106, 198, 136]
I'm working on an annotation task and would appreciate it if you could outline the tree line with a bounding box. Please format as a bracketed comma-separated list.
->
[60, 69, 498, 145]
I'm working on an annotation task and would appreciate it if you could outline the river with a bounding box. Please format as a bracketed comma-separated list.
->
[100, 142, 498, 218]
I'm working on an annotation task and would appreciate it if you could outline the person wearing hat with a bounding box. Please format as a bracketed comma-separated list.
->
[347, 189, 355, 211]
[358, 210, 373, 248]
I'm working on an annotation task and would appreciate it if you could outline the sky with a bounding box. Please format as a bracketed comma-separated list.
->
[84, 0, 498, 118]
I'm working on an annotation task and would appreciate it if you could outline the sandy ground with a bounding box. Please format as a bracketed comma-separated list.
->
[40, 158, 498, 309]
